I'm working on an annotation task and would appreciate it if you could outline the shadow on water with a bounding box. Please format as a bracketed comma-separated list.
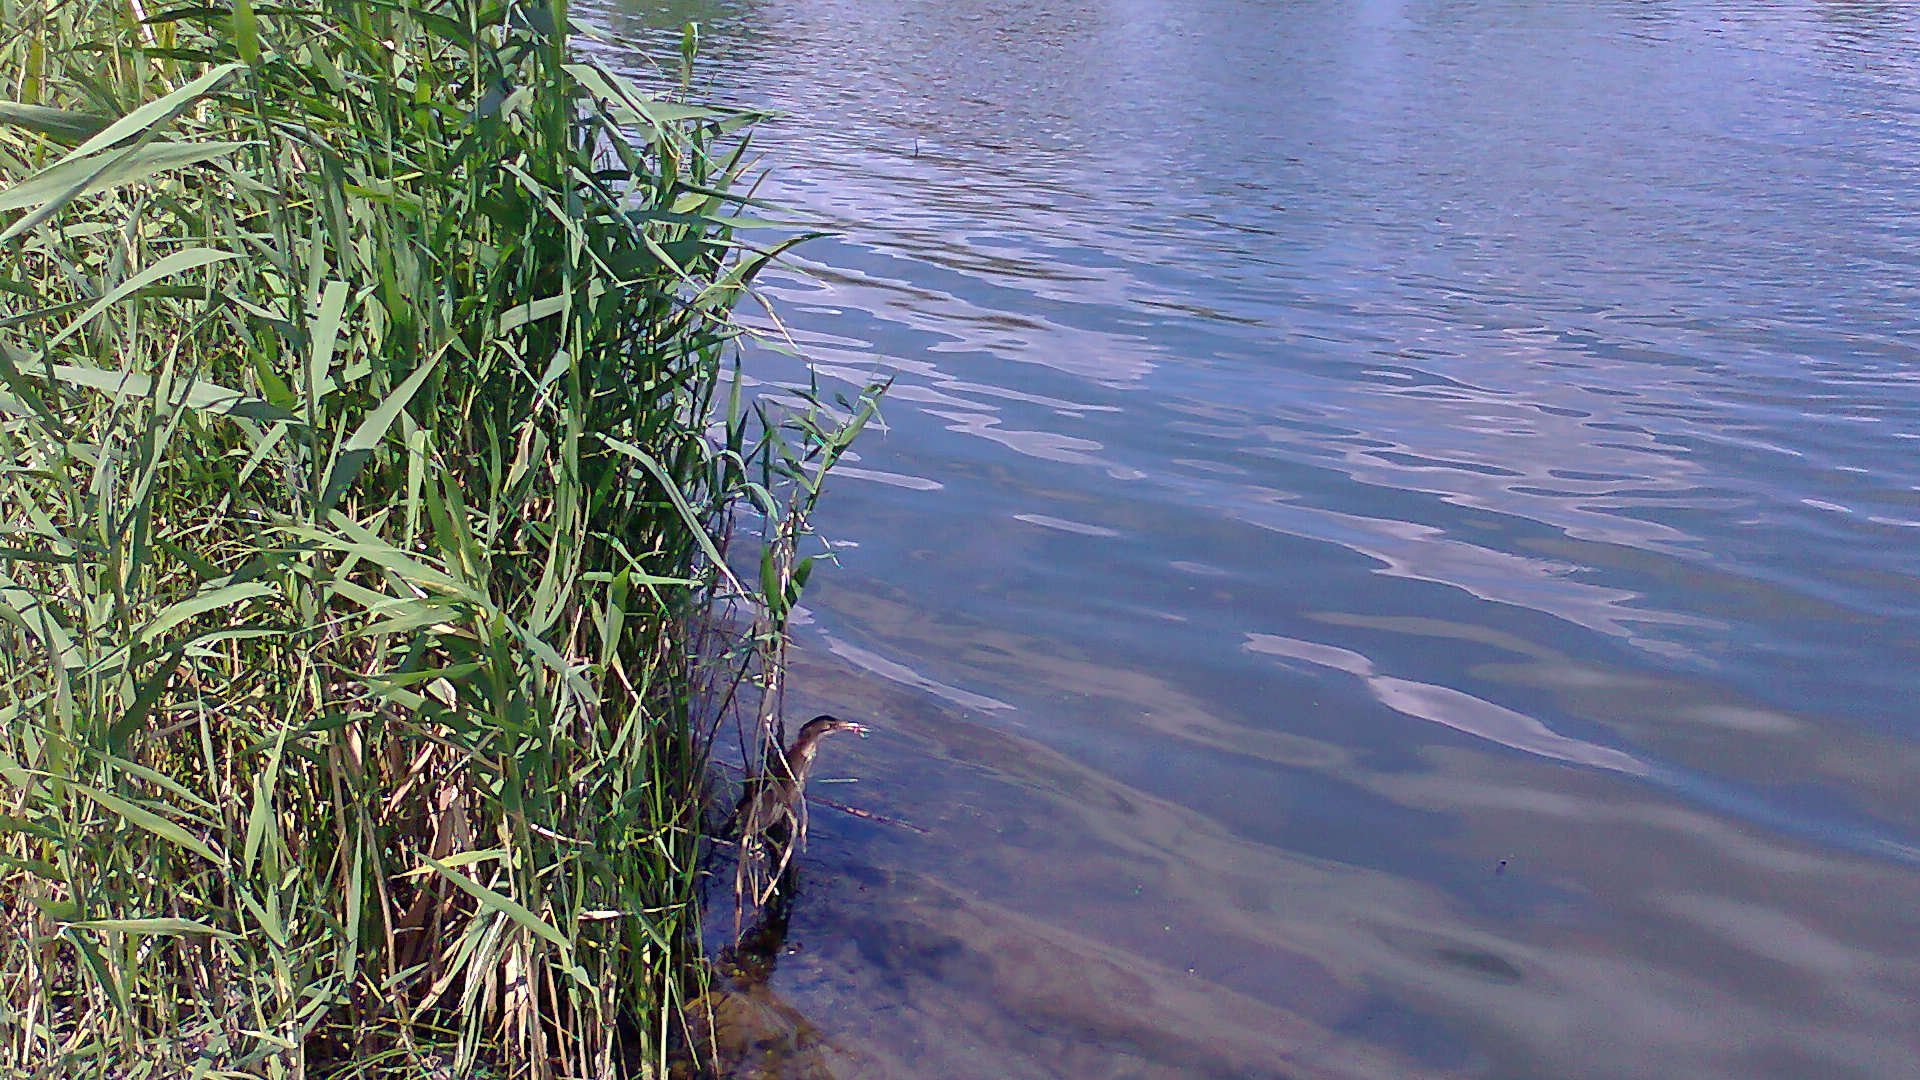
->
[675, 885, 840, 1080]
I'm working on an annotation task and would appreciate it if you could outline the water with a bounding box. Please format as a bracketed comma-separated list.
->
[587, 2, 1920, 1076]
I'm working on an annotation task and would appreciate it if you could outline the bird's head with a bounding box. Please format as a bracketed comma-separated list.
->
[794, 714, 867, 747]
[776, 714, 867, 777]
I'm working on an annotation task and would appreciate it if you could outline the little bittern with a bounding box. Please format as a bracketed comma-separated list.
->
[728, 714, 866, 910]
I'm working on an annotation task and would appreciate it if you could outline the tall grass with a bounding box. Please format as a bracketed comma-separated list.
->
[0, 0, 878, 1075]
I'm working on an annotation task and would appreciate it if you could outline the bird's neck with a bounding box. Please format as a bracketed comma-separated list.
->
[770, 740, 817, 779]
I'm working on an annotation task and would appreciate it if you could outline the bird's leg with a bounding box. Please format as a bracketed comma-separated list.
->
[758, 804, 800, 906]
[760, 796, 809, 901]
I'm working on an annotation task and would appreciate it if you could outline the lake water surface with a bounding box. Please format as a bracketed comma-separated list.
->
[589, 2, 1920, 1076]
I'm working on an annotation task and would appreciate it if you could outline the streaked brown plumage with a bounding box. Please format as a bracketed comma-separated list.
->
[729, 715, 866, 843]
[728, 714, 866, 911]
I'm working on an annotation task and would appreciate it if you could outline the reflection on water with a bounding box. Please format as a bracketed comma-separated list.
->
[589, 0, 1920, 1076]
[1242, 633, 1650, 776]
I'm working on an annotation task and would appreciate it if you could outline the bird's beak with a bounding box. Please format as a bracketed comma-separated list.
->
[846, 722, 870, 737]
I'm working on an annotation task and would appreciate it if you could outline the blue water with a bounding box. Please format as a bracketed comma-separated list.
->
[592, 2, 1920, 1076]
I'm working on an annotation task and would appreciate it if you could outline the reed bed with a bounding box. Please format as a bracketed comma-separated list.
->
[0, 0, 877, 1075]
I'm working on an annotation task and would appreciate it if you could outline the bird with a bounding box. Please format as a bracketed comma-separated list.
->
[726, 714, 867, 912]
[728, 715, 867, 847]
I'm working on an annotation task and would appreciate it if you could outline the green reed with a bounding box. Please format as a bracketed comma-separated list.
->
[0, 0, 879, 1075]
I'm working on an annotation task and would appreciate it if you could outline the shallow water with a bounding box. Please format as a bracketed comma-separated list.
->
[588, 1, 1920, 1076]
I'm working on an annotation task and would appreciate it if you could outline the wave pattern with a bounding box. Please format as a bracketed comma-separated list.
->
[586, 2, 1920, 1077]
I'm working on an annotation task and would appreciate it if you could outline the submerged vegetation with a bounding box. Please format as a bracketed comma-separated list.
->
[0, 0, 878, 1075]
